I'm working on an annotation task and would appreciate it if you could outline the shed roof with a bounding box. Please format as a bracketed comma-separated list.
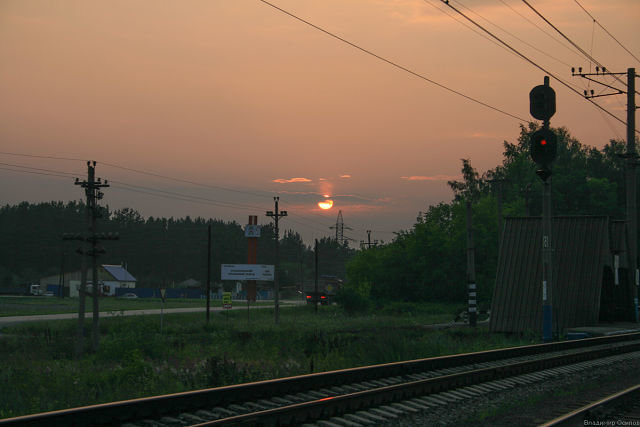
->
[102, 265, 136, 282]
[490, 216, 611, 334]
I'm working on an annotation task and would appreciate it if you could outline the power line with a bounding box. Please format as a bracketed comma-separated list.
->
[0, 151, 85, 162]
[0, 166, 73, 180]
[422, 0, 517, 58]
[441, 0, 635, 133]
[497, 0, 585, 61]
[0, 152, 346, 236]
[100, 161, 272, 200]
[110, 179, 269, 212]
[0, 162, 81, 178]
[257, 0, 527, 122]
[520, 0, 625, 88]
[452, 0, 576, 69]
[572, 0, 640, 64]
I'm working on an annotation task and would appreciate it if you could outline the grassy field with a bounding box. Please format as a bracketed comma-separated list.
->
[0, 296, 273, 317]
[0, 302, 536, 419]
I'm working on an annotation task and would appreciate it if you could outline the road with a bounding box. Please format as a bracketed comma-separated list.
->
[0, 301, 303, 328]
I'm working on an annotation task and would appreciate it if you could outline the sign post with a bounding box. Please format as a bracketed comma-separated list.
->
[160, 288, 166, 334]
[246, 216, 260, 321]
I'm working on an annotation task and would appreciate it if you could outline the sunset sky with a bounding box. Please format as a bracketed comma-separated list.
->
[1, 0, 638, 245]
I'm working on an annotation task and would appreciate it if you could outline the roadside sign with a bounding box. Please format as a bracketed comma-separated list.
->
[245, 224, 261, 238]
[222, 292, 232, 309]
[221, 264, 275, 281]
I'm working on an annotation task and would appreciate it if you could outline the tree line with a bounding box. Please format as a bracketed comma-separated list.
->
[2, 124, 633, 304]
[343, 124, 634, 309]
[0, 202, 354, 290]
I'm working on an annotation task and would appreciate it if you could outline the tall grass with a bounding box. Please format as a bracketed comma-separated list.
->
[0, 303, 535, 419]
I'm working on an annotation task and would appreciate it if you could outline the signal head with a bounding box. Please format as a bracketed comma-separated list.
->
[530, 128, 558, 168]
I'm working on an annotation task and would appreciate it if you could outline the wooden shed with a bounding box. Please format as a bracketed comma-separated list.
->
[490, 216, 633, 334]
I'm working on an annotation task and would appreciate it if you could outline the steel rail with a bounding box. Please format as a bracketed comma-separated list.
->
[2, 332, 640, 427]
[540, 384, 640, 427]
[196, 341, 640, 425]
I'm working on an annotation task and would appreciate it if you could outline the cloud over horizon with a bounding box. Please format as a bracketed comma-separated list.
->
[272, 177, 312, 184]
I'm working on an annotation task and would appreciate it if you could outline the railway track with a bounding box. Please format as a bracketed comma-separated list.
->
[2, 332, 640, 427]
[541, 383, 640, 427]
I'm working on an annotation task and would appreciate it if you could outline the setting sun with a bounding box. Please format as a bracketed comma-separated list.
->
[318, 199, 334, 210]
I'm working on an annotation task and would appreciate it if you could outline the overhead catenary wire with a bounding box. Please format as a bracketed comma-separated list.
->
[497, 0, 585, 61]
[572, 0, 640, 65]
[520, 0, 626, 88]
[441, 0, 637, 134]
[422, 0, 518, 59]
[451, 0, 577, 70]
[257, 0, 527, 122]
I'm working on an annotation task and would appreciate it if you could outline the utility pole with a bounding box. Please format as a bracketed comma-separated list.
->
[572, 67, 638, 321]
[314, 238, 319, 314]
[466, 199, 477, 327]
[360, 230, 378, 249]
[72, 161, 116, 352]
[206, 224, 211, 324]
[488, 178, 506, 247]
[266, 197, 287, 324]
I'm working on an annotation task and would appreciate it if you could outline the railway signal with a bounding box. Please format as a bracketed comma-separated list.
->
[530, 128, 558, 176]
[529, 83, 556, 121]
[529, 76, 557, 343]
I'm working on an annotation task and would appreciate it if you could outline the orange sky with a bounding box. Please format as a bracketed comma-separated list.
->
[1, 0, 638, 244]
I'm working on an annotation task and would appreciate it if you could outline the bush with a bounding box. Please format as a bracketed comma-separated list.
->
[335, 287, 370, 315]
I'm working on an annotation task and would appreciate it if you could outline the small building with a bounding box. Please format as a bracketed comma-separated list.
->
[490, 216, 633, 335]
[100, 264, 136, 296]
[40, 264, 136, 297]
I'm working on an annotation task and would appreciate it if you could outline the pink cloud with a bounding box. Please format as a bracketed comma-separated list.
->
[340, 174, 352, 179]
[272, 177, 312, 183]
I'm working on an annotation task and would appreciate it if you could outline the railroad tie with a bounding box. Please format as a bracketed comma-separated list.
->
[368, 407, 399, 419]
[327, 416, 364, 427]
[343, 413, 377, 425]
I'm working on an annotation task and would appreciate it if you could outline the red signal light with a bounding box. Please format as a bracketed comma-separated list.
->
[540, 139, 547, 145]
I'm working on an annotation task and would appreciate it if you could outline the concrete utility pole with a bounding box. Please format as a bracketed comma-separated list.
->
[626, 68, 638, 322]
[466, 199, 477, 327]
[206, 224, 211, 323]
[266, 197, 287, 324]
[572, 67, 638, 321]
[73, 161, 116, 352]
[488, 178, 506, 247]
[314, 238, 319, 314]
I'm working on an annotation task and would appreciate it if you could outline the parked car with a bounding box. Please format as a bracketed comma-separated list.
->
[119, 292, 138, 299]
[43, 291, 55, 297]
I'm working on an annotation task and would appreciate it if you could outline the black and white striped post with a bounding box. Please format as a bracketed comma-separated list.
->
[466, 199, 477, 327]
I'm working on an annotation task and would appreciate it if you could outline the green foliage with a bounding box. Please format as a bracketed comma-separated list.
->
[346, 123, 635, 306]
[0, 306, 535, 418]
[335, 285, 371, 315]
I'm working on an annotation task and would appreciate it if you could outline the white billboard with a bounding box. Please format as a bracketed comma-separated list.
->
[221, 264, 274, 281]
